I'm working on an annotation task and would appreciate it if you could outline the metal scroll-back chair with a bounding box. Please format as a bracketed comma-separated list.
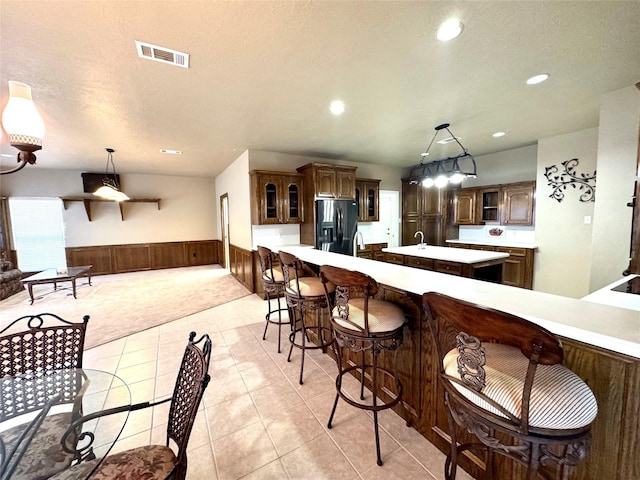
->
[49, 331, 212, 480]
[0, 313, 89, 479]
[422, 292, 597, 480]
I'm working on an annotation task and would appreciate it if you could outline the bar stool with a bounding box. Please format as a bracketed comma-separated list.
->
[422, 292, 597, 480]
[278, 250, 334, 385]
[257, 246, 289, 353]
[319, 265, 407, 466]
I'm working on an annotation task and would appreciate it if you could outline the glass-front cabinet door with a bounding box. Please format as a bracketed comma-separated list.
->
[284, 177, 304, 223]
[262, 179, 281, 224]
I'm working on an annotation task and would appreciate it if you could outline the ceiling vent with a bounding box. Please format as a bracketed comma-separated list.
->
[135, 41, 189, 68]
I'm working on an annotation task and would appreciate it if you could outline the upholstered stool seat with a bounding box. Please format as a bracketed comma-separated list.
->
[258, 246, 290, 353]
[279, 251, 334, 385]
[332, 298, 405, 335]
[422, 292, 597, 480]
[320, 265, 408, 467]
[444, 343, 597, 431]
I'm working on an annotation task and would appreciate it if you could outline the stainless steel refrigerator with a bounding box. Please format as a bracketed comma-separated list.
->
[315, 199, 358, 255]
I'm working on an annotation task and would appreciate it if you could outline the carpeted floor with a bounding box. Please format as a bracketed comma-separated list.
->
[0, 265, 252, 349]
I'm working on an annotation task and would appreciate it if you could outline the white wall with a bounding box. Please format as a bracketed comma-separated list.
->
[0, 169, 218, 247]
[214, 150, 253, 250]
[459, 144, 538, 188]
[534, 128, 598, 297]
[590, 86, 640, 290]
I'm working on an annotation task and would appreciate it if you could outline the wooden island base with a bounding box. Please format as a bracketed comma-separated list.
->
[298, 260, 639, 480]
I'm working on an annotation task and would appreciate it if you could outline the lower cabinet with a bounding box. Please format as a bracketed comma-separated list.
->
[356, 242, 387, 260]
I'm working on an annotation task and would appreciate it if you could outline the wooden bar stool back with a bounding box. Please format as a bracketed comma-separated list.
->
[319, 265, 408, 466]
[422, 292, 597, 480]
[278, 250, 334, 385]
[257, 246, 289, 353]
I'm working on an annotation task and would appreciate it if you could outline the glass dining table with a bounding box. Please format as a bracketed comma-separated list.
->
[0, 368, 131, 479]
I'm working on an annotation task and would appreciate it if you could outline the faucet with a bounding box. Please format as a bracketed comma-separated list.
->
[353, 231, 365, 257]
[414, 230, 426, 249]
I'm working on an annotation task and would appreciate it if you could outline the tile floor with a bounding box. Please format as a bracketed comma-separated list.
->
[83, 294, 473, 480]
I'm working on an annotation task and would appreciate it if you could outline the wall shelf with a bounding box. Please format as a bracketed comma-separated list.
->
[60, 196, 161, 221]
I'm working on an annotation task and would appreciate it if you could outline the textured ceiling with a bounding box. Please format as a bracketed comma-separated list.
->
[1, 1, 639, 178]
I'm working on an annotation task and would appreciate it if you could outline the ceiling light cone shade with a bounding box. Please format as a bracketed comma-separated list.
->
[2, 81, 45, 152]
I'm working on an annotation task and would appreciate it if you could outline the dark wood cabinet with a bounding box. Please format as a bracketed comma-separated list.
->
[451, 181, 535, 226]
[356, 242, 387, 260]
[401, 179, 446, 246]
[502, 182, 535, 225]
[356, 178, 381, 222]
[250, 170, 304, 225]
[297, 163, 357, 200]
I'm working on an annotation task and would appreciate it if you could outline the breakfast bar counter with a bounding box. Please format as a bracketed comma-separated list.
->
[279, 246, 640, 480]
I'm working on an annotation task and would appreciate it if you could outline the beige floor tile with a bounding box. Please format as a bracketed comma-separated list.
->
[250, 377, 304, 417]
[304, 390, 364, 429]
[289, 367, 335, 401]
[239, 459, 289, 480]
[206, 392, 261, 441]
[202, 368, 249, 407]
[117, 346, 159, 368]
[327, 410, 401, 473]
[360, 448, 434, 479]
[186, 410, 213, 452]
[262, 401, 326, 456]
[83, 353, 121, 373]
[239, 363, 288, 392]
[280, 433, 359, 480]
[187, 443, 218, 480]
[115, 360, 158, 384]
[212, 422, 279, 480]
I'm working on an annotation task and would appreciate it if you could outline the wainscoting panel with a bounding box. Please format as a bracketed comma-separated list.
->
[229, 244, 254, 292]
[66, 240, 220, 275]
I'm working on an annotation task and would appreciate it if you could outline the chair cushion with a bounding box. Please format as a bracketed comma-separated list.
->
[263, 266, 284, 283]
[333, 298, 405, 334]
[286, 277, 334, 297]
[48, 444, 177, 480]
[444, 342, 597, 430]
[2, 412, 75, 480]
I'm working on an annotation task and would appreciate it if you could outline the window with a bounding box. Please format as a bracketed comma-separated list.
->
[9, 198, 67, 272]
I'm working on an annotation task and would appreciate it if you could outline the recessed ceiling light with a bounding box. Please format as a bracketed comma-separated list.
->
[330, 100, 345, 116]
[492, 132, 506, 138]
[437, 19, 464, 41]
[160, 149, 182, 154]
[526, 73, 549, 85]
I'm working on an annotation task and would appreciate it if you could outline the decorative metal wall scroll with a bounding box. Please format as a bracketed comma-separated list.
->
[544, 158, 596, 203]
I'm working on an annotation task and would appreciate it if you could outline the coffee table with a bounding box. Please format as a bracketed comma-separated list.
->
[21, 265, 92, 304]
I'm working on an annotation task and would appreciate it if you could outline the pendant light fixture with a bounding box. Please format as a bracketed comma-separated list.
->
[409, 123, 477, 188]
[94, 148, 129, 201]
[1, 81, 45, 175]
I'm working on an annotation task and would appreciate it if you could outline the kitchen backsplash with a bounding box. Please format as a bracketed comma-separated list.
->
[458, 225, 535, 243]
[252, 224, 301, 249]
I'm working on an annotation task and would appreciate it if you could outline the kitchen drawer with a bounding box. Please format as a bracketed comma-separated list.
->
[496, 246, 526, 257]
[383, 253, 405, 265]
[405, 256, 434, 270]
[434, 260, 463, 276]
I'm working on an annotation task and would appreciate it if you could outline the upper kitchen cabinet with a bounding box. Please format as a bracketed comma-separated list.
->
[502, 181, 535, 225]
[355, 178, 381, 222]
[297, 163, 357, 200]
[453, 189, 477, 225]
[250, 170, 304, 225]
[451, 181, 535, 226]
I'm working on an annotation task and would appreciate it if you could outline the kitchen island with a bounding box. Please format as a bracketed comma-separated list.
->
[382, 245, 508, 283]
[279, 246, 640, 480]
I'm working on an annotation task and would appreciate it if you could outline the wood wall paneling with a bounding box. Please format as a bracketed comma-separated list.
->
[151, 242, 187, 269]
[66, 246, 113, 274]
[114, 244, 152, 272]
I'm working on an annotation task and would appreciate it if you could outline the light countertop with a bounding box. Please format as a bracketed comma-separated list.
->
[383, 245, 508, 264]
[447, 239, 538, 249]
[582, 275, 640, 312]
[279, 247, 640, 359]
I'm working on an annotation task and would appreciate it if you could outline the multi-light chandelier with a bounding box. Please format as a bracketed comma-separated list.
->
[409, 123, 477, 188]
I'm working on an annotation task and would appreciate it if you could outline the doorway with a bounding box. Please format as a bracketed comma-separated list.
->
[379, 190, 400, 247]
[220, 193, 230, 270]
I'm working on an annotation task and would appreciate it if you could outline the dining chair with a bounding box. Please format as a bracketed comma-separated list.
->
[319, 265, 408, 466]
[49, 331, 212, 480]
[0, 313, 89, 479]
[422, 292, 597, 480]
